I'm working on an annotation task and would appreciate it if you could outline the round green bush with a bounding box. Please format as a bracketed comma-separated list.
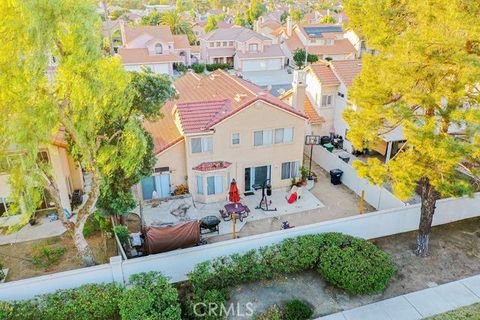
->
[119, 272, 181, 320]
[317, 236, 396, 295]
[191, 63, 205, 73]
[254, 305, 281, 320]
[283, 299, 313, 320]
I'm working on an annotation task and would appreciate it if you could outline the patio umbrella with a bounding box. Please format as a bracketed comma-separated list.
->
[229, 179, 240, 203]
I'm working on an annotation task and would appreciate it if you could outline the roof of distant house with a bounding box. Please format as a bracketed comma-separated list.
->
[172, 35, 190, 50]
[121, 23, 173, 46]
[235, 44, 284, 59]
[330, 59, 363, 87]
[117, 48, 182, 64]
[259, 19, 282, 30]
[307, 62, 341, 86]
[202, 25, 270, 42]
[144, 70, 308, 153]
[284, 30, 356, 55]
[299, 24, 344, 39]
[280, 90, 325, 124]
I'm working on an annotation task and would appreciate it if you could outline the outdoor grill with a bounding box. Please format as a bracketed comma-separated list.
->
[200, 215, 221, 235]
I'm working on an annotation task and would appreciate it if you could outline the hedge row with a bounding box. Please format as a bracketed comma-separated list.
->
[190, 63, 231, 73]
[185, 233, 396, 319]
[0, 272, 181, 320]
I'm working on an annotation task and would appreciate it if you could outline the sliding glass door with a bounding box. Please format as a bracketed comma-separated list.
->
[244, 165, 271, 191]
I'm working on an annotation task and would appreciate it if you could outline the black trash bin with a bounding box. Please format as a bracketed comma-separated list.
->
[338, 154, 350, 163]
[329, 169, 343, 185]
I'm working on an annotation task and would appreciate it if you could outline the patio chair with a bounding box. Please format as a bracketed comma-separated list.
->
[219, 209, 231, 221]
[243, 206, 250, 217]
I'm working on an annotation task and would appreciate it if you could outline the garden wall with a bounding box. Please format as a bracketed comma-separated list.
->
[307, 145, 406, 210]
[1, 193, 480, 301]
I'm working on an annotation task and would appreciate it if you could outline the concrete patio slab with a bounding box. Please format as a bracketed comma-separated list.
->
[403, 287, 455, 317]
[0, 216, 66, 245]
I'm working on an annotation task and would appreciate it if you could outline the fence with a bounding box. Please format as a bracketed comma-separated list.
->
[308, 145, 405, 210]
[1, 193, 480, 301]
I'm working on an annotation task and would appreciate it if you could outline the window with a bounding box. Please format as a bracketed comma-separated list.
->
[275, 128, 294, 144]
[281, 161, 299, 180]
[249, 43, 258, 52]
[325, 39, 334, 45]
[254, 129, 273, 146]
[321, 95, 333, 107]
[232, 133, 240, 145]
[222, 41, 227, 46]
[228, 41, 234, 46]
[155, 43, 163, 54]
[216, 41, 221, 47]
[191, 137, 213, 153]
[207, 176, 224, 195]
[196, 176, 203, 194]
[209, 42, 215, 48]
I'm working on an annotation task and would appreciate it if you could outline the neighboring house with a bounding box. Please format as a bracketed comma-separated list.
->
[141, 70, 308, 203]
[282, 59, 405, 162]
[192, 20, 233, 44]
[144, 4, 175, 14]
[117, 22, 192, 75]
[276, 18, 358, 66]
[255, 17, 283, 40]
[199, 26, 286, 72]
[0, 131, 84, 216]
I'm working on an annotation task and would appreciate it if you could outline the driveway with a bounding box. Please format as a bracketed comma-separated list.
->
[240, 69, 293, 86]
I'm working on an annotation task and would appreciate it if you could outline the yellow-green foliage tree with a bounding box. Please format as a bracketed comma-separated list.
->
[0, 0, 175, 265]
[344, 0, 480, 256]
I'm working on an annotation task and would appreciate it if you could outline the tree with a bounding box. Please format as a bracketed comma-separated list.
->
[290, 8, 304, 23]
[204, 15, 218, 32]
[140, 10, 162, 25]
[344, 0, 480, 256]
[0, 0, 175, 265]
[193, 0, 210, 14]
[233, 13, 247, 27]
[97, 69, 176, 218]
[159, 10, 193, 36]
[319, 15, 336, 24]
[110, 8, 129, 20]
[246, 0, 266, 25]
[292, 48, 318, 69]
[280, 11, 289, 24]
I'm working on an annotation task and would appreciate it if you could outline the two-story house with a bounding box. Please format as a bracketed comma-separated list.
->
[199, 26, 287, 72]
[275, 18, 358, 67]
[117, 22, 192, 75]
[140, 70, 309, 203]
[0, 131, 84, 217]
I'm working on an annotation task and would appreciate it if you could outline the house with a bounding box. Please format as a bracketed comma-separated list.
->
[0, 131, 84, 216]
[192, 20, 233, 44]
[199, 26, 287, 72]
[144, 4, 175, 14]
[276, 18, 358, 67]
[117, 22, 192, 75]
[255, 16, 283, 40]
[140, 70, 309, 203]
[282, 59, 405, 162]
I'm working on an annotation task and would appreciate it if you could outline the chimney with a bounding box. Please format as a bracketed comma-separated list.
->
[291, 69, 307, 114]
[287, 16, 292, 37]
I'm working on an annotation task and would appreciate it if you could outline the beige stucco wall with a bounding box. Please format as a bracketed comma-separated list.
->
[153, 140, 188, 191]
[180, 100, 306, 203]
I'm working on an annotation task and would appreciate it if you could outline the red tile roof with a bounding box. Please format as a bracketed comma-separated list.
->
[145, 70, 308, 153]
[122, 23, 174, 46]
[330, 59, 362, 87]
[193, 161, 232, 171]
[117, 48, 182, 64]
[308, 62, 341, 86]
[173, 35, 190, 50]
[280, 91, 325, 124]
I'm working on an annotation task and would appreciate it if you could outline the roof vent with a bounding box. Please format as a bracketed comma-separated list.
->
[234, 93, 247, 102]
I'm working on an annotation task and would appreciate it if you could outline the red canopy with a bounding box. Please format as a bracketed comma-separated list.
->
[229, 179, 240, 203]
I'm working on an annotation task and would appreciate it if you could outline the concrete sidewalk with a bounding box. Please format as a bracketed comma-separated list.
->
[319, 275, 480, 320]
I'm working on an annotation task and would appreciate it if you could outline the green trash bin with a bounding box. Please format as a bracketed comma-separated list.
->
[323, 143, 334, 152]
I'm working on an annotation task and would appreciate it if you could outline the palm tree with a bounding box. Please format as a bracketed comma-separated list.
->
[160, 10, 193, 37]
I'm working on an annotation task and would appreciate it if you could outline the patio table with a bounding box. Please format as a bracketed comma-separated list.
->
[224, 203, 249, 222]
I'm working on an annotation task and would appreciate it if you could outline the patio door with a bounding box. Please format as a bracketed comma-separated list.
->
[244, 165, 271, 191]
[141, 174, 171, 200]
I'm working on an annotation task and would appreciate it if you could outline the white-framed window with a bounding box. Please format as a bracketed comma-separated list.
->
[249, 43, 258, 52]
[228, 41, 234, 46]
[222, 41, 227, 46]
[254, 129, 273, 146]
[216, 41, 221, 47]
[321, 94, 333, 107]
[281, 161, 299, 180]
[209, 42, 215, 48]
[232, 133, 240, 145]
[155, 43, 163, 54]
[274, 128, 294, 144]
[325, 39, 334, 45]
[207, 176, 224, 195]
[196, 176, 203, 194]
[191, 136, 213, 154]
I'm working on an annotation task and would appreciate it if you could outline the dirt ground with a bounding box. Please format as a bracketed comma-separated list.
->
[227, 217, 480, 319]
[0, 232, 117, 282]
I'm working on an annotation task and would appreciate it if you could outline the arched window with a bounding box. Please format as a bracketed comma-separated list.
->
[155, 43, 163, 54]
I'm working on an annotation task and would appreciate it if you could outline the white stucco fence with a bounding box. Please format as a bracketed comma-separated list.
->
[1, 193, 479, 301]
[308, 145, 405, 210]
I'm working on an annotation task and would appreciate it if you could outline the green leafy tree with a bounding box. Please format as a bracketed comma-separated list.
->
[246, 0, 266, 25]
[233, 13, 247, 26]
[204, 15, 218, 32]
[0, 0, 175, 265]
[319, 15, 336, 24]
[292, 48, 318, 68]
[344, 0, 480, 256]
[140, 10, 162, 25]
[290, 8, 304, 22]
[110, 8, 129, 20]
[193, 0, 210, 14]
[280, 11, 289, 24]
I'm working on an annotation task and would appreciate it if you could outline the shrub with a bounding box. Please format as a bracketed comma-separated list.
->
[174, 62, 187, 73]
[113, 225, 129, 247]
[119, 272, 181, 320]
[83, 214, 100, 237]
[205, 63, 230, 72]
[317, 235, 397, 295]
[31, 244, 66, 269]
[282, 300, 313, 320]
[254, 305, 282, 320]
[191, 63, 205, 73]
[185, 288, 228, 320]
